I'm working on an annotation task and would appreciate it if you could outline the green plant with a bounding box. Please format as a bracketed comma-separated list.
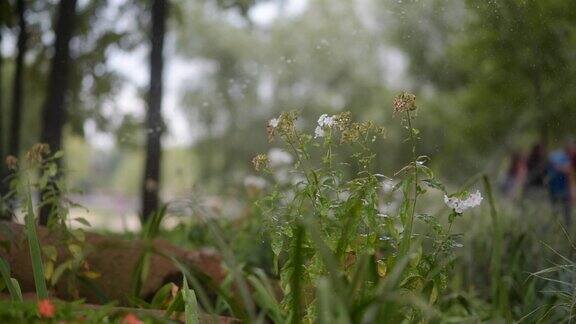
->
[249, 93, 484, 322]
[131, 205, 168, 299]
[1, 144, 95, 299]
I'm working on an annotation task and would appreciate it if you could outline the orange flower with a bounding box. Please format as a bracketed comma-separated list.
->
[38, 299, 56, 318]
[122, 313, 143, 324]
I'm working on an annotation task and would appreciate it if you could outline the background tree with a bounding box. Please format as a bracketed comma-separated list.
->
[9, 0, 27, 158]
[377, 0, 576, 178]
[175, 0, 393, 192]
[39, 0, 78, 225]
[0, 2, 13, 220]
[141, 0, 168, 221]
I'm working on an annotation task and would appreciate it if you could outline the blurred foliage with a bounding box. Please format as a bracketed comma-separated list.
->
[1, 0, 575, 196]
[383, 0, 576, 178]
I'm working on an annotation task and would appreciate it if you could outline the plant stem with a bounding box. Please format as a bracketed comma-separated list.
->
[483, 175, 510, 320]
[400, 111, 419, 256]
[290, 223, 305, 324]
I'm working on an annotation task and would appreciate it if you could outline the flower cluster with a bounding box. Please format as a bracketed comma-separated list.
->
[26, 143, 51, 163]
[444, 190, 483, 214]
[393, 91, 417, 115]
[314, 114, 336, 138]
[252, 154, 270, 171]
[266, 111, 298, 141]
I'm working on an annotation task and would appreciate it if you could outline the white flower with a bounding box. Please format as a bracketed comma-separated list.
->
[317, 114, 335, 127]
[465, 190, 483, 208]
[268, 148, 293, 167]
[244, 175, 266, 190]
[269, 118, 279, 128]
[444, 190, 483, 214]
[314, 126, 325, 138]
[315, 114, 337, 138]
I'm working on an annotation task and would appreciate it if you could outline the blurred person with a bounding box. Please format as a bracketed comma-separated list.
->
[525, 142, 548, 192]
[501, 151, 527, 199]
[568, 138, 576, 205]
[567, 138, 576, 170]
[546, 144, 575, 228]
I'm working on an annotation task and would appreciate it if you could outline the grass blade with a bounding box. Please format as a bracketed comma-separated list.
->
[290, 223, 305, 324]
[182, 275, 200, 324]
[0, 257, 23, 301]
[25, 187, 48, 299]
[247, 270, 284, 323]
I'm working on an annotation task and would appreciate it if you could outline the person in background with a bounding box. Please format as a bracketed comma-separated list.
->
[525, 142, 548, 194]
[567, 138, 576, 204]
[501, 151, 527, 199]
[567, 139, 576, 173]
[547, 143, 575, 228]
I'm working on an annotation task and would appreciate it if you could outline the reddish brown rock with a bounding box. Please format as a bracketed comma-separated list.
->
[0, 221, 226, 305]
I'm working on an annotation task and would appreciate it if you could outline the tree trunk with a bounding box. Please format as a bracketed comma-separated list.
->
[0, 24, 9, 221]
[9, 0, 27, 158]
[39, 0, 78, 226]
[0, 27, 3, 155]
[141, 0, 167, 222]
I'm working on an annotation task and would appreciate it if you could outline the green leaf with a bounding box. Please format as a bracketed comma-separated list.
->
[73, 217, 91, 227]
[71, 229, 86, 243]
[44, 261, 54, 281]
[422, 178, 446, 193]
[53, 151, 65, 159]
[24, 187, 48, 299]
[182, 276, 200, 324]
[247, 270, 284, 323]
[68, 244, 83, 258]
[0, 257, 23, 301]
[42, 245, 58, 262]
[151, 283, 175, 309]
[126, 295, 152, 309]
[164, 291, 184, 318]
[51, 260, 73, 286]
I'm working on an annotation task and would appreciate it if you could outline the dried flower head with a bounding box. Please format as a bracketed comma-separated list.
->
[5, 155, 18, 170]
[393, 92, 417, 115]
[38, 299, 56, 318]
[340, 120, 386, 144]
[334, 112, 352, 131]
[252, 154, 269, 172]
[26, 143, 51, 163]
[267, 117, 280, 141]
[267, 111, 299, 141]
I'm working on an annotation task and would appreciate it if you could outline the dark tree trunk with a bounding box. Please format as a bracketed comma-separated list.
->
[39, 0, 78, 226]
[141, 0, 167, 222]
[9, 0, 27, 157]
[0, 28, 3, 155]
[0, 25, 10, 221]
